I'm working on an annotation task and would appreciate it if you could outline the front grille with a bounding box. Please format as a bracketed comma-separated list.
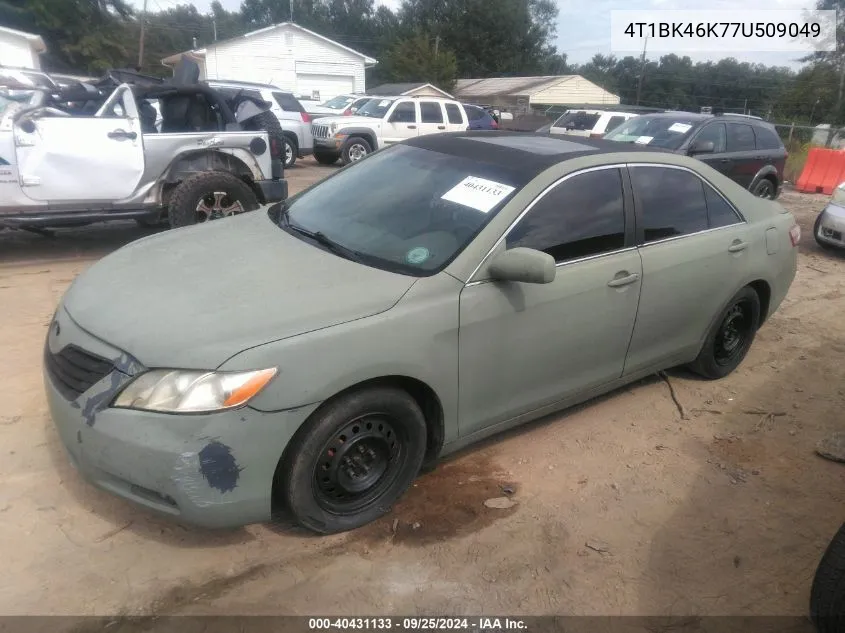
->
[45, 344, 114, 401]
[311, 124, 329, 139]
[822, 227, 844, 242]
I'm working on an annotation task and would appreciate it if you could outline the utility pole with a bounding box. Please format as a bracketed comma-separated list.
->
[137, 0, 148, 70]
[743, 98, 747, 115]
[635, 36, 648, 106]
[434, 35, 440, 56]
[212, 18, 217, 42]
[290, 0, 294, 22]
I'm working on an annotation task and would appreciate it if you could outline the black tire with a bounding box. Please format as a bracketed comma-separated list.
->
[815, 213, 837, 251]
[688, 286, 760, 379]
[751, 178, 777, 199]
[341, 136, 372, 165]
[242, 110, 287, 165]
[278, 386, 427, 534]
[314, 151, 339, 166]
[811, 522, 845, 633]
[168, 171, 259, 229]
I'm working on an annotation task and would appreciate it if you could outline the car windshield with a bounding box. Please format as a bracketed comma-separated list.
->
[553, 111, 600, 131]
[277, 144, 525, 276]
[356, 98, 395, 118]
[322, 95, 356, 109]
[605, 116, 699, 149]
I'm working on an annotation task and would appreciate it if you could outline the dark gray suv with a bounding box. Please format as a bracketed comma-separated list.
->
[605, 112, 787, 199]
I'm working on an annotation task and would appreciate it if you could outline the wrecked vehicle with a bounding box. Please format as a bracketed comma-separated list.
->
[45, 133, 799, 534]
[0, 60, 286, 231]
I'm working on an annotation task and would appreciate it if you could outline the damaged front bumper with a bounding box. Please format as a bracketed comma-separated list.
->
[43, 305, 318, 529]
[817, 202, 845, 249]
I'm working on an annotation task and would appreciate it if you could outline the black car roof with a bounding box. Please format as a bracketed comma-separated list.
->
[405, 131, 667, 178]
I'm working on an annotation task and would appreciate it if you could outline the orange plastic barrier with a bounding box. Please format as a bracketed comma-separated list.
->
[796, 147, 845, 195]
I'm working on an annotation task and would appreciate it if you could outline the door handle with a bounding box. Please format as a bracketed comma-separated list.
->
[607, 272, 640, 288]
[407, 125, 417, 129]
[728, 241, 748, 253]
[107, 129, 137, 140]
[437, 125, 446, 130]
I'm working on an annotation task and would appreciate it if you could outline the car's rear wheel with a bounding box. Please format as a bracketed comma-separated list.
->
[688, 286, 760, 379]
[282, 136, 297, 169]
[811, 522, 845, 633]
[277, 386, 427, 534]
[314, 150, 339, 165]
[341, 137, 372, 165]
[751, 178, 777, 199]
[168, 171, 259, 229]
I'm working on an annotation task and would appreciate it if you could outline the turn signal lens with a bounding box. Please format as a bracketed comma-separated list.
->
[789, 224, 801, 247]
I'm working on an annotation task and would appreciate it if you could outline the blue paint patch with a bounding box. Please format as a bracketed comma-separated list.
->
[0, 157, 8, 166]
[198, 441, 242, 493]
[114, 352, 144, 377]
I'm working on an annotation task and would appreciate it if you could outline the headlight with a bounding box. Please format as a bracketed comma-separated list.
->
[832, 182, 845, 206]
[112, 368, 277, 414]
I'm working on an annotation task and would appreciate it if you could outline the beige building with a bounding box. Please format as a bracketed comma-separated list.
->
[366, 83, 454, 98]
[455, 75, 619, 109]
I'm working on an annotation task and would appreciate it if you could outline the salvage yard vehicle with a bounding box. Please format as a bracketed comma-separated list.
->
[44, 133, 799, 534]
[549, 108, 641, 138]
[604, 111, 787, 200]
[814, 181, 845, 251]
[0, 62, 286, 232]
[311, 96, 469, 165]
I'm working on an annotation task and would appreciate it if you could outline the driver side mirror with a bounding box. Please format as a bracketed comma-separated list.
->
[488, 248, 556, 284]
[689, 139, 715, 155]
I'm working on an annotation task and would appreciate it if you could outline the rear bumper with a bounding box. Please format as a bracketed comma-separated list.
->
[256, 178, 288, 203]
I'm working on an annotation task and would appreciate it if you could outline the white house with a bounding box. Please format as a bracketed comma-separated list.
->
[455, 76, 619, 109]
[0, 26, 46, 70]
[162, 22, 377, 101]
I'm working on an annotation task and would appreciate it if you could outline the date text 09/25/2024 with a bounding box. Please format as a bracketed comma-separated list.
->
[308, 618, 528, 631]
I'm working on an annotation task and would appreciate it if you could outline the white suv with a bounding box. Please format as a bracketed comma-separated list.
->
[550, 109, 640, 138]
[311, 96, 468, 165]
[207, 80, 313, 168]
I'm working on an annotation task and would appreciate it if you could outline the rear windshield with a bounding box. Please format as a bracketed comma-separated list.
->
[273, 92, 304, 112]
[357, 98, 396, 118]
[604, 116, 699, 149]
[278, 144, 526, 276]
[553, 111, 601, 131]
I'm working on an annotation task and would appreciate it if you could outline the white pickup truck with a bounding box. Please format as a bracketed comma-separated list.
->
[310, 96, 469, 165]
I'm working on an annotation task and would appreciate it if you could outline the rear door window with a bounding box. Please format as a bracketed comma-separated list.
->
[631, 166, 709, 242]
[554, 111, 601, 131]
[445, 103, 464, 124]
[753, 125, 784, 150]
[604, 116, 627, 133]
[704, 184, 743, 228]
[420, 102, 444, 123]
[726, 123, 756, 152]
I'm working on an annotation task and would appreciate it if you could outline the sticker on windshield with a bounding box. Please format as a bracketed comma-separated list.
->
[441, 176, 516, 213]
[378, 100, 390, 107]
[634, 136, 653, 145]
[668, 122, 692, 133]
[405, 247, 431, 265]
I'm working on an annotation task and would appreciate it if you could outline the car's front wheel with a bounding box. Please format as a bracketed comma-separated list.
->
[688, 286, 760, 379]
[341, 137, 372, 165]
[277, 386, 427, 534]
[811, 522, 845, 633]
[168, 171, 259, 229]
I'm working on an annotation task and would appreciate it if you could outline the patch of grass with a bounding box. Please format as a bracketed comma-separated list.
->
[784, 140, 814, 184]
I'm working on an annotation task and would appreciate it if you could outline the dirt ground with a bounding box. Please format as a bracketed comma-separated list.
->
[1, 163, 843, 618]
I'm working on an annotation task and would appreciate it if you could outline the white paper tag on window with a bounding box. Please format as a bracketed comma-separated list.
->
[441, 176, 516, 213]
[635, 135, 653, 144]
[668, 122, 692, 133]
[378, 100, 390, 107]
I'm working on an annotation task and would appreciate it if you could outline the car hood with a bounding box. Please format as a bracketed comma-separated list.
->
[62, 211, 415, 369]
[318, 115, 381, 128]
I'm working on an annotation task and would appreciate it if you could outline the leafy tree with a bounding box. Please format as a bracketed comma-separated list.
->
[382, 34, 456, 91]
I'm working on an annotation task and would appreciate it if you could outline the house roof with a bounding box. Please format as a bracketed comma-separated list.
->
[161, 22, 377, 66]
[455, 76, 580, 98]
[0, 25, 46, 53]
[366, 82, 453, 98]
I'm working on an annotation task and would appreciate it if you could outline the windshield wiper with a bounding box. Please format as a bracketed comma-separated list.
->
[284, 220, 364, 264]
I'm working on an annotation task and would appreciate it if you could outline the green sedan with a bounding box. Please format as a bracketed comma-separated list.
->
[44, 132, 799, 533]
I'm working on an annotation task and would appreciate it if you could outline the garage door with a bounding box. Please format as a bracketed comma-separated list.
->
[296, 74, 355, 102]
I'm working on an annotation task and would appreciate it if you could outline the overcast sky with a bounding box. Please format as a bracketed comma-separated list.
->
[135, 0, 817, 69]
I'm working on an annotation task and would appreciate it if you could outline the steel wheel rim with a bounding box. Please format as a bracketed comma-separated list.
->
[313, 414, 404, 514]
[285, 141, 293, 165]
[714, 301, 751, 366]
[195, 191, 244, 222]
[348, 143, 367, 161]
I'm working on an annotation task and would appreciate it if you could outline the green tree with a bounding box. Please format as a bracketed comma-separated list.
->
[382, 34, 457, 91]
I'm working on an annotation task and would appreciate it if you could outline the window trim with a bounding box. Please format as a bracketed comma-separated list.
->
[465, 164, 634, 286]
[626, 163, 746, 248]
